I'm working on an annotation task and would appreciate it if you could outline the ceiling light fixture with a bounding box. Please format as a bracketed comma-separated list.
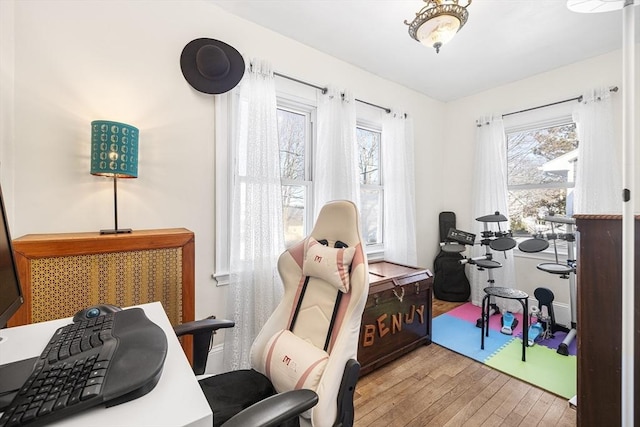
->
[404, 0, 472, 53]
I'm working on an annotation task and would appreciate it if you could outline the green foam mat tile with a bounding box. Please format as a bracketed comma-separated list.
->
[485, 339, 576, 399]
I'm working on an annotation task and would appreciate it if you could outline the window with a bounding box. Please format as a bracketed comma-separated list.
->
[507, 121, 578, 237]
[277, 100, 314, 248]
[357, 125, 383, 246]
[216, 90, 388, 283]
[275, 99, 384, 249]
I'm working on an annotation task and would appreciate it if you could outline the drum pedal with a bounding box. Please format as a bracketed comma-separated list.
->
[475, 304, 500, 328]
[490, 303, 500, 314]
[475, 317, 484, 328]
[527, 322, 544, 346]
[500, 311, 518, 335]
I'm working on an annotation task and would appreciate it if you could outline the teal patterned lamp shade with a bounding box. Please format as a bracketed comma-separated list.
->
[90, 120, 139, 234]
[90, 120, 139, 178]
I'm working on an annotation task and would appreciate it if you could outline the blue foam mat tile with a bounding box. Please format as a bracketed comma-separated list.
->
[432, 313, 514, 363]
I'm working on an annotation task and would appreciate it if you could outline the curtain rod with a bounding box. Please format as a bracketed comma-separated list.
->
[273, 72, 327, 94]
[502, 86, 619, 118]
[273, 71, 393, 114]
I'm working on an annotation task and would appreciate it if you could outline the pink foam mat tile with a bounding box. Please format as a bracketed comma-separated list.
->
[445, 302, 525, 336]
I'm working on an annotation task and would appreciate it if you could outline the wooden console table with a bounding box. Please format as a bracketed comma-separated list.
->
[7, 228, 195, 359]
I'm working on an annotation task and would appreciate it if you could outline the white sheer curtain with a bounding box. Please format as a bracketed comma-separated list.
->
[314, 87, 360, 218]
[382, 111, 417, 265]
[470, 116, 518, 311]
[573, 87, 620, 214]
[223, 60, 284, 370]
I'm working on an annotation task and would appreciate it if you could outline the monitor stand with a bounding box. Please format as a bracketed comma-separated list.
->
[0, 355, 38, 411]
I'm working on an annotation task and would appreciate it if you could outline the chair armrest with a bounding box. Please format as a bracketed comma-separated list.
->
[174, 318, 235, 375]
[174, 318, 235, 337]
[222, 389, 318, 427]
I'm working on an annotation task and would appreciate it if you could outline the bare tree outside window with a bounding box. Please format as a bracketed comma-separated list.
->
[357, 126, 383, 245]
[507, 122, 578, 236]
[276, 102, 385, 251]
[357, 127, 380, 185]
[278, 108, 310, 246]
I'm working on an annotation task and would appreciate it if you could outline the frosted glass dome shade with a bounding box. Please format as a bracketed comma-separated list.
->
[416, 15, 461, 51]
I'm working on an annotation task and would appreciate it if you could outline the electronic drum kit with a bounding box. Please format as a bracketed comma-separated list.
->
[443, 211, 578, 355]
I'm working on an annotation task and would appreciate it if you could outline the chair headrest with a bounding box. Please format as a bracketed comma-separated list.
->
[311, 200, 362, 249]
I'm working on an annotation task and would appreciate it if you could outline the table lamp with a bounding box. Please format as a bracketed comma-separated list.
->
[90, 120, 139, 234]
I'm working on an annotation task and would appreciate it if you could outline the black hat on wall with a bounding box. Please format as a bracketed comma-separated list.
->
[180, 38, 245, 95]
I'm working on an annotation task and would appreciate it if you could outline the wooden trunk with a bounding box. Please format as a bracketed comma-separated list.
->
[358, 261, 433, 375]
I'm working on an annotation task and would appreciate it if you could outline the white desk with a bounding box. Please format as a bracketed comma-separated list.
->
[0, 302, 212, 427]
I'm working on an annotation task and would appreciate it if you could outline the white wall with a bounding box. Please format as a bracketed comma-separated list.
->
[0, 0, 16, 218]
[4, 0, 444, 329]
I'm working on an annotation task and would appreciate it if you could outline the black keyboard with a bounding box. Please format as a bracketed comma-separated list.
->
[0, 308, 168, 426]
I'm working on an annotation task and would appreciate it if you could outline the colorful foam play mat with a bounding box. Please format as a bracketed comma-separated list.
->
[432, 302, 576, 399]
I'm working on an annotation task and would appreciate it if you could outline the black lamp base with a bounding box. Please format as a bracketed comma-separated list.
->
[100, 175, 133, 236]
[100, 228, 132, 235]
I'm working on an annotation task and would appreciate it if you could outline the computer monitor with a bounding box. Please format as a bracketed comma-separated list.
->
[0, 184, 23, 330]
[0, 184, 31, 409]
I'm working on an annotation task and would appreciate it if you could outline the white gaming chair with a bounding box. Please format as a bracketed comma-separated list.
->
[177, 200, 369, 427]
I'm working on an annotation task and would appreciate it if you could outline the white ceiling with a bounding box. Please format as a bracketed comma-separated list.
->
[211, 0, 638, 102]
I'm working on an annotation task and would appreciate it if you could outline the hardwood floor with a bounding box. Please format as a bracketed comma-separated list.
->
[353, 298, 576, 426]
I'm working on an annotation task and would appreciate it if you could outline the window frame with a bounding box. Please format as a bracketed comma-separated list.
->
[214, 92, 235, 286]
[214, 84, 389, 284]
[277, 95, 316, 249]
